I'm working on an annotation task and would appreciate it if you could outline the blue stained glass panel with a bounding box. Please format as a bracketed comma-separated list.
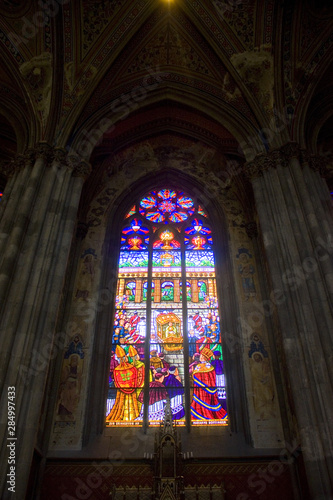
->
[185, 219, 212, 235]
[185, 251, 215, 269]
[153, 250, 181, 270]
[119, 251, 148, 269]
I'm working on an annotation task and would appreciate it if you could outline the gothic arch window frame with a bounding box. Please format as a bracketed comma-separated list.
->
[84, 172, 250, 443]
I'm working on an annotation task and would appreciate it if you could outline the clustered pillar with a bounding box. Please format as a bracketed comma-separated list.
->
[244, 143, 333, 499]
[0, 144, 91, 500]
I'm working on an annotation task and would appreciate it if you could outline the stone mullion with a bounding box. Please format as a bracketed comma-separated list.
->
[249, 155, 333, 499]
[13, 166, 87, 500]
[0, 150, 47, 310]
[290, 156, 333, 308]
[277, 161, 333, 445]
[10, 157, 72, 394]
[265, 165, 333, 494]
[0, 151, 54, 498]
[0, 150, 57, 396]
[288, 159, 333, 384]
[0, 153, 89, 500]
[0, 159, 27, 222]
[0, 153, 62, 499]
[292, 157, 332, 259]
[301, 163, 333, 296]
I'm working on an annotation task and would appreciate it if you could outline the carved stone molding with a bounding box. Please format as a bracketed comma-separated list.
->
[2, 147, 92, 179]
[279, 142, 301, 160]
[35, 143, 54, 162]
[244, 144, 304, 180]
[245, 221, 258, 239]
[0, 160, 18, 178]
[19, 53, 53, 126]
[76, 222, 89, 240]
[72, 160, 92, 179]
[52, 148, 68, 165]
[307, 155, 333, 179]
[243, 154, 275, 180]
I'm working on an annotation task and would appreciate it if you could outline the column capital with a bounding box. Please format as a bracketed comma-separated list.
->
[243, 153, 282, 180]
[72, 159, 92, 178]
[51, 148, 68, 164]
[307, 155, 333, 179]
[243, 144, 312, 180]
[279, 142, 301, 159]
[35, 142, 54, 161]
[0, 160, 17, 178]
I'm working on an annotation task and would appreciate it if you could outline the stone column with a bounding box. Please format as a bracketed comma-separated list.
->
[0, 146, 91, 499]
[244, 144, 333, 499]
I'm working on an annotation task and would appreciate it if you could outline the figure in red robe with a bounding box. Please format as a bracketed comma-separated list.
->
[190, 347, 227, 421]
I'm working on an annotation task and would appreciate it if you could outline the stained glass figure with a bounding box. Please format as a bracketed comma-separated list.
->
[107, 188, 227, 427]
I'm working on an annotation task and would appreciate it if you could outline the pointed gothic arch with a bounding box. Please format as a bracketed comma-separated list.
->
[82, 168, 250, 445]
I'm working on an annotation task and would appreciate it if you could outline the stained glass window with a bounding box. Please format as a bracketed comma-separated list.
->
[106, 189, 228, 427]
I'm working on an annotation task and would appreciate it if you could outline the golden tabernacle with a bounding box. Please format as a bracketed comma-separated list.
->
[156, 312, 182, 351]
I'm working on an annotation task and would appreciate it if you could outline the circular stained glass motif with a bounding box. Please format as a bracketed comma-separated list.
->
[139, 189, 195, 223]
[145, 211, 165, 222]
[157, 189, 176, 200]
[140, 195, 157, 209]
[159, 200, 176, 213]
[177, 195, 194, 209]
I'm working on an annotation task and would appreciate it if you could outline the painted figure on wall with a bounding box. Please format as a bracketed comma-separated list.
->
[249, 351, 275, 419]
[56, 337, 84, 421]
[236, 247, 256, 300]
[75, 249, 97, 300]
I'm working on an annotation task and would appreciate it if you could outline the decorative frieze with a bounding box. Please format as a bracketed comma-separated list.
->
[244, 143, 333, 180]
[1, 146, 92, 180]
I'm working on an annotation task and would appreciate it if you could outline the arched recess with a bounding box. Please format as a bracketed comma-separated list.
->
[47, 137, 284, 455]
[0, 91, 31, 157]
[292, 58, 333, 148]
[81, 166, 250, 446]
[66, 91, 265, 163]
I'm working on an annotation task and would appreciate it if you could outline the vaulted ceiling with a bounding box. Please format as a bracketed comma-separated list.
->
[0, 0, 332, 168]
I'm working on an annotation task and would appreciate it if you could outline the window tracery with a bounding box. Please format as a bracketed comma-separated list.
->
[106, 188, 228, 427]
